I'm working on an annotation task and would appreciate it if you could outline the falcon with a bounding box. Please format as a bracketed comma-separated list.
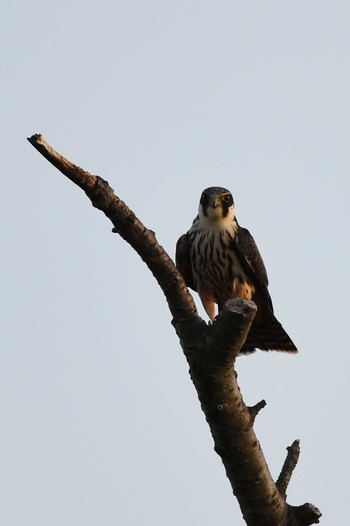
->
[176, 187, 297, 353]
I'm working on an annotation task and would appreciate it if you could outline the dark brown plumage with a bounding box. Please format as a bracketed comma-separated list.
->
[176, 187, 297, 354]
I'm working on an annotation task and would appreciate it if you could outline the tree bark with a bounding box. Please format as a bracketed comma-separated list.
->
[28, 134, 322, 526]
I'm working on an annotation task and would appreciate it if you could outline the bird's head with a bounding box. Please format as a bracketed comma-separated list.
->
[198, 187, 235, 229]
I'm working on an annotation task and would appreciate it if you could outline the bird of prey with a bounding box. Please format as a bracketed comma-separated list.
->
[176, 186, 297, 354]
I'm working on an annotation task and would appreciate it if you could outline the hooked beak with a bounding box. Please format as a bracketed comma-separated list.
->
[210, 195, 221, 209]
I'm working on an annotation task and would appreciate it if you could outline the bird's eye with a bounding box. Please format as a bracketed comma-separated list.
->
[223, 194, 231, 202]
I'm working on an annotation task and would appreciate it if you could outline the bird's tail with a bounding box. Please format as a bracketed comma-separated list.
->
[240, 306, 298, 354]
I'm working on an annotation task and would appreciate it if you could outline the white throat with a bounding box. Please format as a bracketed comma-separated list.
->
[198, 204, 236, 232]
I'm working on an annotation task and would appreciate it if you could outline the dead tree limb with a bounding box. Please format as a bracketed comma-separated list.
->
[277, 440, 301, 497]
[27, 133, 321, 526]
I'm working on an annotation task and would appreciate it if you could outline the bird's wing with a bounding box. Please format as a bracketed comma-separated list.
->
[233, 224, 274, 311]
[175, 233, 197, 291]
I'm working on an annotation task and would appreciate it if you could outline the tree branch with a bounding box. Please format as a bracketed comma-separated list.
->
[27, 134, 197, 325]
[276, 440, 301, 496]
[248, 399, 267, 423]
[28, 134, 321, 526]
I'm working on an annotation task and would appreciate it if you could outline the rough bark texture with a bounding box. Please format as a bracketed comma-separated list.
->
[28, 134, 322, 526]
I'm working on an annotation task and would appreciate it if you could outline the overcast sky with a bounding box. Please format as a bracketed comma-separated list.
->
[2, 1, 349, 525]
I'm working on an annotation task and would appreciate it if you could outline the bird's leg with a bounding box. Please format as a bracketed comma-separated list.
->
[198, 288, 216, 324]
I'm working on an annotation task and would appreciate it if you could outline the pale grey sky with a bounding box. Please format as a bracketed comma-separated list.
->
[2, 1, 349, 524]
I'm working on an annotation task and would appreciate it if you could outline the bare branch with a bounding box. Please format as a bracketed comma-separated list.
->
[276, 440, 301, 496]
[28, 134, 321, 526]
[209, 299, 257, 362]
[248, 399, 267, 423]
[27, 134, 197, 325]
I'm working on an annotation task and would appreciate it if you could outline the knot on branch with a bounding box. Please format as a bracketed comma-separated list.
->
[87, 175, 114, 210]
